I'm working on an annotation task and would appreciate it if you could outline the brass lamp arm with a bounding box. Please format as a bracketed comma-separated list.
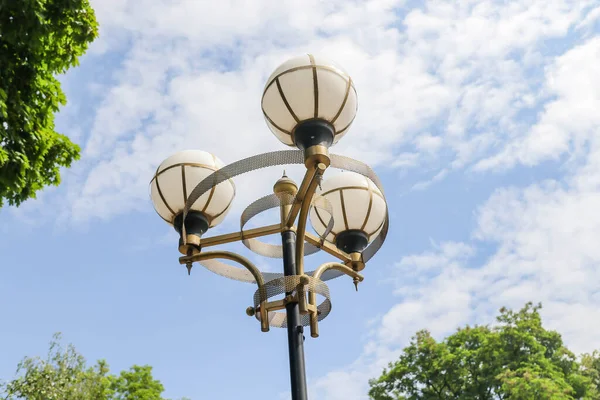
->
[196, 224, 282, 248]
[179, 251, 270, 332]
[307, 262, 364, 338]
[284, 163, 318, 228]
[304, 231, 351, 263]
[311, 262, 364, 282]
[294, 163, 327, 275]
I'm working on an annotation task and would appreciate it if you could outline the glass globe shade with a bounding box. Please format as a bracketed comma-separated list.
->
[310, 171, 386, 253]
[261, 54, 358, 148]
[150, 150, 235, 230]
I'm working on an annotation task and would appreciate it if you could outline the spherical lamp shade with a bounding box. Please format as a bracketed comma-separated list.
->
[310, 172, 386, 254]
[262, 54, 358, 149]
[150, 150, 235, 238]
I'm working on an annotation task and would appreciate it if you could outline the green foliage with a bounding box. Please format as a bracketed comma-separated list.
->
[1, 333, 111, 399]
[0, 0, 98, 207]
[108, 365, 166, 400]
[0, 333, 181, 400]
[581, 351, 600, 399]
[369, 303, 599, 400]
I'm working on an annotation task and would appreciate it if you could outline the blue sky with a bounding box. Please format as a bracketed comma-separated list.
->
[1, 1, 600, 399]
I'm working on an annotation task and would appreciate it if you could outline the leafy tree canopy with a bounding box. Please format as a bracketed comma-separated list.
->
[0, 333, 187, 400]
[369, 303, 600, 400]
[0, 0, 98, 207]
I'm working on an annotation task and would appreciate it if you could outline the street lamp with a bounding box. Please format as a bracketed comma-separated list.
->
[149, 54, 389, 400]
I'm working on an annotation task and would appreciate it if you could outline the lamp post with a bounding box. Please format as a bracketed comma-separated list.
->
[149, 54, 389, 400]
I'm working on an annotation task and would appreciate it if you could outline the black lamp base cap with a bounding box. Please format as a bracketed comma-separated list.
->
[335, 230, 369, 254]
[173, 211, 209, 239]
[293, 120, 335, 150]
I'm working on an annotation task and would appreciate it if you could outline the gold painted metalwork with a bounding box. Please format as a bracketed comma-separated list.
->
[200, 180, 216, 213]
[175, 149, 377, 337]
[284, 164, 318, 228]
[263, 112, 292, 135]
[308, 263, 364, 338]
[276, 77, 300, 123]
[312, 205, 331, 237]
[179, 235, 201, 255]
[347, 251, 365, 272]
[263, 64, 351, 94]
[179, 251, 269, 332]
[297, 275, 309, 315]
[303, 232, 351, 263]
[181, 165, 188, 204]
[261, 56, 356, 144]
[152, 54, 392, 342]
[331, 76, 352, 125]
[199, 224, 282, 248]
[334, 114, 356, 137]
[151, 161, 236, 225]
[153, 166, 176, 217]
[295, 162, 327, 276]
[332, 84, 358, 138]
[273, 173, 299, 196]
[263, 299, 287, 312]
[339, 190, 349, 230]
[313, 182, 385, 240]
[319, 185, 385, 200]
[209, 193, 235, 221]
[152, 162, 218, 178]
[274, 174, 298, 231]
[360, 182, 374, 232]
[308, 54, 319, 118]
[368, 217, 386, 241]
[257, 289, 318, 319]
[302, 144, 330, 167]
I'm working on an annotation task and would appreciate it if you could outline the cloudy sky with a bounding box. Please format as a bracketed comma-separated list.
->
[1, 0, 600, 399]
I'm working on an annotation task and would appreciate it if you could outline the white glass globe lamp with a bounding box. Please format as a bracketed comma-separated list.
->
[310, 172, 386, 254]
[262, 54, 358, 150]
[150, 150, 235, 246]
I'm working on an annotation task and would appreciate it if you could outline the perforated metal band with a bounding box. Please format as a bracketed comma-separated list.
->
[329, 154, 389, 262]
[253, 275, 331, 328]
[182, 150, 389, 281]
[240, 192, 334, 258]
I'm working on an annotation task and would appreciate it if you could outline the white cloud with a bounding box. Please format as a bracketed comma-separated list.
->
[313, 139, 600, 397]
[2, 0, 597, 398]
[311, 21, 600, 398]
[7, 0, 598, 394]
[311, 241, 478, 400]
[575, 5, 600, 34]
[414, 134, 443, 153]
[476, 36, 600, 170]
[29, 0, 589, 225]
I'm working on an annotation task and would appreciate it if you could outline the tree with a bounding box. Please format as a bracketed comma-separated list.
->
[0, 0, 98, 207]
[581, 350, 600, 398]
[1, 333, 111, 399]
[369, 303, 598, 400]
[1, 333, 177, 400]
[108, 365, 165, 400]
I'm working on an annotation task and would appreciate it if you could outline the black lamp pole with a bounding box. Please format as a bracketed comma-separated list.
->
[281, 229, 309, 400]
[151, 54, 389, 400]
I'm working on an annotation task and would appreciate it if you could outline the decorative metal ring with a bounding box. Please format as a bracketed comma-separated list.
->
[181, 150, 388, 281]
[252, 275, 331, 328]
[240, 192, 334, 258]
[329, 154, 389, 262]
